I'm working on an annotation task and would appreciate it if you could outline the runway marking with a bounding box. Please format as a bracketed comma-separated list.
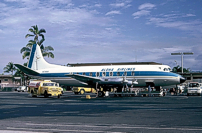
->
[7, 127, 120, 133]
[25, 123, 202, 131]
[0, 130, 47, 133]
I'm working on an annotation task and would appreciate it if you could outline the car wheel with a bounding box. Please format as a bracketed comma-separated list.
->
[44, 91, 48, 98]
[80, 89, 85, 95]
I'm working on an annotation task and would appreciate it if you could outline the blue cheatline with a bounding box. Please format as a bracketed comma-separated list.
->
[28, 44, 37, 68]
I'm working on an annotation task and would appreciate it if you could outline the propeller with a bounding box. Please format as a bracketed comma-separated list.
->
[122, 75, 128, 85]
[121, 74, 138, 92]
[121, 74, 130, 92]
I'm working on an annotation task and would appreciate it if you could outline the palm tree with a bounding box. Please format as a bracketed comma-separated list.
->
[25, 25, 46, 42]
[20, 39, 54, 59]
[172, 65, 190, 73]
[21, 25, 54, 59]
[3, 62, 16, 75]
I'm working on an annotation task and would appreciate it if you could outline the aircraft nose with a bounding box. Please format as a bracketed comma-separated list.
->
[180, 77, 186, 83]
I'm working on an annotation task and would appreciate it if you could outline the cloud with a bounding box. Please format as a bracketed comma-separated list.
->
[132, 10, 150, 19]
[110, 1, 131, 8]
[132, 3, 155, 19]
[138, 3, 156, 10]
[185, 14, 196, 17]
[147, 16, 202, 34]
[110, 3, 125, 8]
[106, 10, 121, 16]
[94, 4, 102, 8]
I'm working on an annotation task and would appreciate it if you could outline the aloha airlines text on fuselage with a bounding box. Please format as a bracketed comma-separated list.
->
[101, 68, 135, 72]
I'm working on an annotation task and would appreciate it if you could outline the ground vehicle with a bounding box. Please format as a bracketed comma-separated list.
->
[73, 87, 96, 94]
[17, 86, 27, 92]
[28, 80, 63, 98]
[187, 82, 202, 96]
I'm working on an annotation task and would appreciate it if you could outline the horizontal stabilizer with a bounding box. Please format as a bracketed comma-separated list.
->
[14, 64, 39, 75]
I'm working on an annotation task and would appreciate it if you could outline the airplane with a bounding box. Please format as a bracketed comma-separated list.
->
[14, 44, 186, 97]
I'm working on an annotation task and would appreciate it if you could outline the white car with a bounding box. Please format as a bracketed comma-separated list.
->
[17, 86, 27, 92]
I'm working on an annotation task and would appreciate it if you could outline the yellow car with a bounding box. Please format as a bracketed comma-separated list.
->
[72, 87, 96, 94]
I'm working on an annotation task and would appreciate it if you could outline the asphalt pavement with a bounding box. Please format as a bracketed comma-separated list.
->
[0, 91, 202, 133]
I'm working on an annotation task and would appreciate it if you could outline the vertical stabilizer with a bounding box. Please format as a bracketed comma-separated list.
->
[27, 44, 58, 70]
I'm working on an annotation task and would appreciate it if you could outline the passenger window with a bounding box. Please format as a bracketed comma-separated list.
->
[83, 72, 86, 75]
[89, 72, 92, 76]
[102, 72, 106, 77]
[131, 71, 135, 76]
[124, 71, 127, 76]
[110, 72, 113, 76]
[117, 72, 120, 76]
[96, 72, 99, 77]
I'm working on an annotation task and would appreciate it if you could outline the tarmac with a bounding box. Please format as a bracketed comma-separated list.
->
[0, 91, 202, 133]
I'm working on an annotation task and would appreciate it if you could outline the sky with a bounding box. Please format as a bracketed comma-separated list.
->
[1, 0, 202, 74]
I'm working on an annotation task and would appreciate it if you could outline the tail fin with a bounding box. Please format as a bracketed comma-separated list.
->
[27, 44, 58, 70]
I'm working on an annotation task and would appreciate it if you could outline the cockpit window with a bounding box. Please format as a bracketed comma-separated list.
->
[163, 68, 171, 72]
[164, 68, 168, 71]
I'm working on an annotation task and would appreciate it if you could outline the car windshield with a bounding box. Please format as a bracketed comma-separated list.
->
[43, 83, 55, 86]
[189, 83, 199, 87]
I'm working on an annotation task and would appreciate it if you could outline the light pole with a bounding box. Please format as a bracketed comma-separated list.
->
[171, 52, 193, 73]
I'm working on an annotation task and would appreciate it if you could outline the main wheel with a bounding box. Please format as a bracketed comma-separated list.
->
[187, 93, 189, 96]
[98, 91, 104, 97]
[58, 95, 60, 98]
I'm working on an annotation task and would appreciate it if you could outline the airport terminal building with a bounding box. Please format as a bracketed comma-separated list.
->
[0, 75, 20, 89]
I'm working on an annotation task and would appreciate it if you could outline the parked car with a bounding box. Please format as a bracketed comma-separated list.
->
[17, 86, 27, 92]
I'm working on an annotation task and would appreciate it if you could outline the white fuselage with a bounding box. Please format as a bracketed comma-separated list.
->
[31, 64, 182, 87]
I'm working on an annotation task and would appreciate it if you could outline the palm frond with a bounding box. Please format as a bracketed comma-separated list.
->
[39, 29, 46, 33]
[20, 47, 31, 53]
[49, 52, 54, 58]
[26, 43, 34, 48]
[25, 34, 34, 38]
[43, 52, 54, 58]
[44, 46, 54, 51]
[28, 28, 34, 33]
[22, 52, 30, 59]
[28, 40, 36, 44]
[39, 34, 45, 40]
[35, 25, 38, 33]
[40, 44, 44, 50]
[38, 38, 45, 46]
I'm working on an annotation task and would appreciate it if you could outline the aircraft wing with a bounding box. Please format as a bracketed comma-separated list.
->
[65, 74, 101, 83]
[14, 64, 39, 75]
